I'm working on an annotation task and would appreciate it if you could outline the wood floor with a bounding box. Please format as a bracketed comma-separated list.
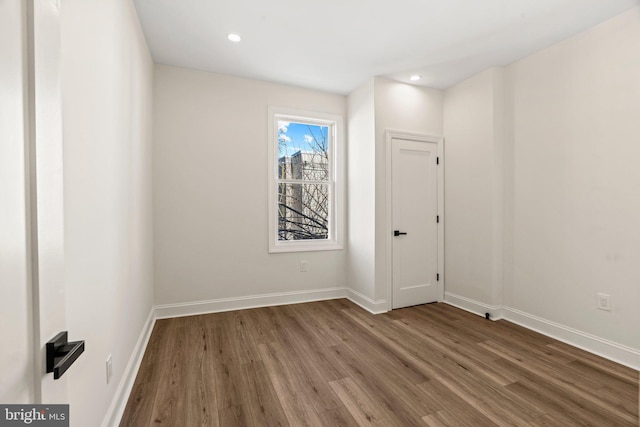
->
[120, 299, 639, 426]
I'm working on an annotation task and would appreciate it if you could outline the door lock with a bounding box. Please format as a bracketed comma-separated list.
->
[393, 230, 407, 236]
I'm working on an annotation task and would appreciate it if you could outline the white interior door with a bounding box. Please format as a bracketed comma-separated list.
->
[0, 0, 68, 404]
[391, 138, 439, 309]
[0, 0, 34, 404]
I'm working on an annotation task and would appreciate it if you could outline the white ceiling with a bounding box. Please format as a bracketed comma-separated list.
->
[133, 0, 639, 94]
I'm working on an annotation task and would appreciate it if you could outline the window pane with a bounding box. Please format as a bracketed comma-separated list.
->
[278, 122, 329, 181]
[278, 183, 329, 241]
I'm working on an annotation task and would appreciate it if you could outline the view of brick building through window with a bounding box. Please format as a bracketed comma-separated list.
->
[277, 121, 330, 241]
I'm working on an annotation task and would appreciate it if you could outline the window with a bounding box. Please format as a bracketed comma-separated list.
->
[268, 107, 344, 252]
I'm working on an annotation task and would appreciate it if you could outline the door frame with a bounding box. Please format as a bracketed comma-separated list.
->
[26, 0, 68, 402]
[385, 130, 444, 311]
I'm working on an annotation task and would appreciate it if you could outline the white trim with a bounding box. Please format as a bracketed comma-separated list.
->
[444, 291, 504, 320]
[153, 287, 389, 319]
[268, 240, 343, 253]
[346, 289, 388, 314]
[437, 138, 445, 299]
[267, 106, 345, 253]
[101, 307, 156, 427]
[155, 287, 349, 319]
[444, 293, 639, 370]
[502, 306, 640, 371]
[385, 130, 444, 311]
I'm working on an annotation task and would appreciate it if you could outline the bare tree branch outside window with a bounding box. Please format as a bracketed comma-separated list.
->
[277, 121, 330, 241]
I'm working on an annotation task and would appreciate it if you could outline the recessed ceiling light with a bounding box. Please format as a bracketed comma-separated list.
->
[227, 33, 242, 43]
[410, 75, 422, 81]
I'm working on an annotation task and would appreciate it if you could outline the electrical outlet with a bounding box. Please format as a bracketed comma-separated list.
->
[300, 260, 308, 272]
[106, 355, 113, 384]
[597, 293, 611, 311]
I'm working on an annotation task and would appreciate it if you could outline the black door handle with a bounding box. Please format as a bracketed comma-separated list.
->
[46, 331, 85, 380]
[394, 230, 407, 236]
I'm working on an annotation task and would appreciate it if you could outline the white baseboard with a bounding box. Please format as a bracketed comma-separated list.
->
[154, 287, 349, 319]
[101, 307, 156, 427]
[444, 292, 639, 370]
[502, 306, 640, 371]
[347, 289, 388, 314]
[444, 292, 503, 320]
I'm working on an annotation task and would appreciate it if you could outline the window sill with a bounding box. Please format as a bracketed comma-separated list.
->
[269, 241, 343, 253]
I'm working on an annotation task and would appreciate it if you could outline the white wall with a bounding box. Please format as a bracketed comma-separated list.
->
[443, 7, 640, 365]
[503, 7, 640, 352]
[61, 0, 154, 425]
[345, 78, 443, 308]
[0, 0, 33, 404]
[346, 79, 376, 301]
[373, 78, 443, 301]
[153, 65, 347, 306]
[443, 68, 504, 310]
[152, 71, 442, 312]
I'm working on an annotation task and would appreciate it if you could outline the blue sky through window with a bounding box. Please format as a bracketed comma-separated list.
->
[278, 121, 328, 157]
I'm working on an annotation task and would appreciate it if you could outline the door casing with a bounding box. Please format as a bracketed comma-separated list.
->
[385, 130, 444, 311]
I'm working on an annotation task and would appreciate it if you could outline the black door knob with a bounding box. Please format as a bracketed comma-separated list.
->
[394, 230, 407, 236]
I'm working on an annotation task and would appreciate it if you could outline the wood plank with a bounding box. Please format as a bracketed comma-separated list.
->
[269, 326, 344, 413]
[183, 316, 218, 427]
[239, 360, 288, 426]
[120, 300, 639, 426]
[327, 343, 439, 425]
[547, 341, 639, 384]
[391, 316, 522, 386]
[480, 340, 638, 425]
[119, 319, 173, 427]
[422, 409, 498, 427]
[338, 310, 539, 426]
[257, 341, 326, 426]
[417, 380, 497, 427]
[217, 405, 248, 427]
[504, 378, 620, 427]
[145, 317, 192, 426]
[316, 406, 360, 427]
[329, 377, 394, 426]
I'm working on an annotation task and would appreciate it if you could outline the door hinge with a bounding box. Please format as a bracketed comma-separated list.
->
[437, 273, 440, 281]
[436, 157, 439, 165]
[436, 215, 439, 223]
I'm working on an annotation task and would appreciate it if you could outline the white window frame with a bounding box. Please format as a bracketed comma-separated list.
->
[268, 106, 344, 253]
